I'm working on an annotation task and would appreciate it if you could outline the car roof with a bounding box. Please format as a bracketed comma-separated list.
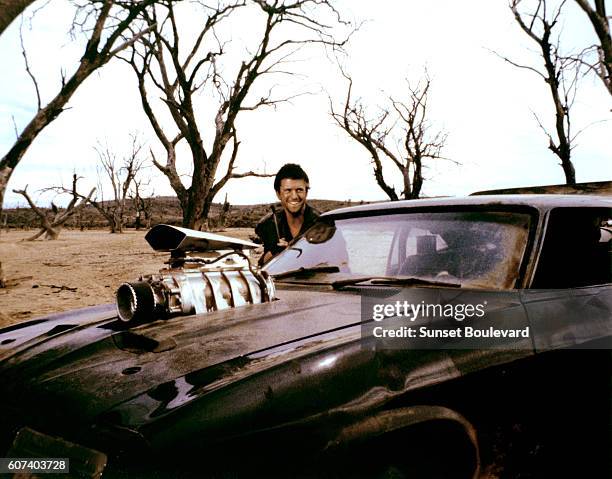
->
[322, 194, 612, 217]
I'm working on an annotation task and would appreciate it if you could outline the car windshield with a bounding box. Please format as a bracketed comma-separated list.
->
[264, 210, 532, 289]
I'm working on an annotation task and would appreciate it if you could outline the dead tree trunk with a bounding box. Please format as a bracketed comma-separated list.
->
[132, 179, 154, 230]
[575, 0, 612, 96]
[13, 175, 95, 240]
[133, 182, 143, 230]
[84, 199, 123, 233]
[91, 134, 144, 233]
[0, 0, 35, 35]
[127, 1, 349, 229]
[331, 72, 449, 200]
[509, 0, 577, 185]
[218, 193, 231, 229]
[0, 1, 155, 216]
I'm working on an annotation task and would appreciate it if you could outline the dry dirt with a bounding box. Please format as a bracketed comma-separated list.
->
[0, 228, 255, 329]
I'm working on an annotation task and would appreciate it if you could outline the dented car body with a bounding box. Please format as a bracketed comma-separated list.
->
[0, 195, 611, 478]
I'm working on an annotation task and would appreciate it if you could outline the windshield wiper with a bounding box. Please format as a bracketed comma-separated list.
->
[331, 276, 461, 290]
[272, 265, 341, 280]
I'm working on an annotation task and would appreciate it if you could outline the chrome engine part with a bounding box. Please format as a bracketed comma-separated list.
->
[116, 225, 274, 323]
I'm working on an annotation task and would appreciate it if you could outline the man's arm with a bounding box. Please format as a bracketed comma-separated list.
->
[260, 250, 274, 265]
[255, 217, 277, 266]
[255, 215, 291, 266]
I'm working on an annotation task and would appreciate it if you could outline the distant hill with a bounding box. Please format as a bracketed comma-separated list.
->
[1, 196, 367, 230]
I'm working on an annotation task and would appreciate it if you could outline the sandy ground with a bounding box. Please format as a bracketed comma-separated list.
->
[0, 228, 255, 328]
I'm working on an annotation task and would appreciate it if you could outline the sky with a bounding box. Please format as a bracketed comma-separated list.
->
[1, 0, 611, 209]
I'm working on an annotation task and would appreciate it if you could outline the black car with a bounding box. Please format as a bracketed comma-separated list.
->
[0, 194, 611, 478]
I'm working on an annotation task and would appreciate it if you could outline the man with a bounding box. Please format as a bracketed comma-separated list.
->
[255, 163, 319, 265]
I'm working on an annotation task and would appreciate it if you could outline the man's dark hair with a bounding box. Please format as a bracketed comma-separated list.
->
[274, 163, 309, 192]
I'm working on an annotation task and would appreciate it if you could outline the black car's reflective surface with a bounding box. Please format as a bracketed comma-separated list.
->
[0, 195, 611, 478]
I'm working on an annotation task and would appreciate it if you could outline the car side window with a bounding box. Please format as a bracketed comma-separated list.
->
[532, 207, 612, 288]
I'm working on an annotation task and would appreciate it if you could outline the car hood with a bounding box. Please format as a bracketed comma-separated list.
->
[0, 288, 363, 433]
[4, 284, 605, 456]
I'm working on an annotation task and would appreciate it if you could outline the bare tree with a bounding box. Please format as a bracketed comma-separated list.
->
[217, 193, 231, 229]
[47, 137, 146, 232]
[506, 0, 578, 185]
[13, 174, 95, 240]
[574, 0, 612, 95]
[331, 72, 448, 200]
[89, 135, 145, 233]
[124, 0, 350, 229]
[131, 178, 153, 230]
[0, 0, 157, 215]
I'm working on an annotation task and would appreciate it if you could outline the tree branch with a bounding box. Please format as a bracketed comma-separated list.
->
[1, 0, 157, 214]
[507, 0, 576, 184]
[331, 69, 448, 200]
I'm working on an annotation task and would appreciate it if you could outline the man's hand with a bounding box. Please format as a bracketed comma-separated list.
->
[261, 238, 289, 265]
[261, 251, 274, 264]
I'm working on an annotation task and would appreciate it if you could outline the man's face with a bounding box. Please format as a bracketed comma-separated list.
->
[276, 178, 308, 216]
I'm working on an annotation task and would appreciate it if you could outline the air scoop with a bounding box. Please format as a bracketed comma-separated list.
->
[145, 224, 260, 252]
[116, 225, 274, 324]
